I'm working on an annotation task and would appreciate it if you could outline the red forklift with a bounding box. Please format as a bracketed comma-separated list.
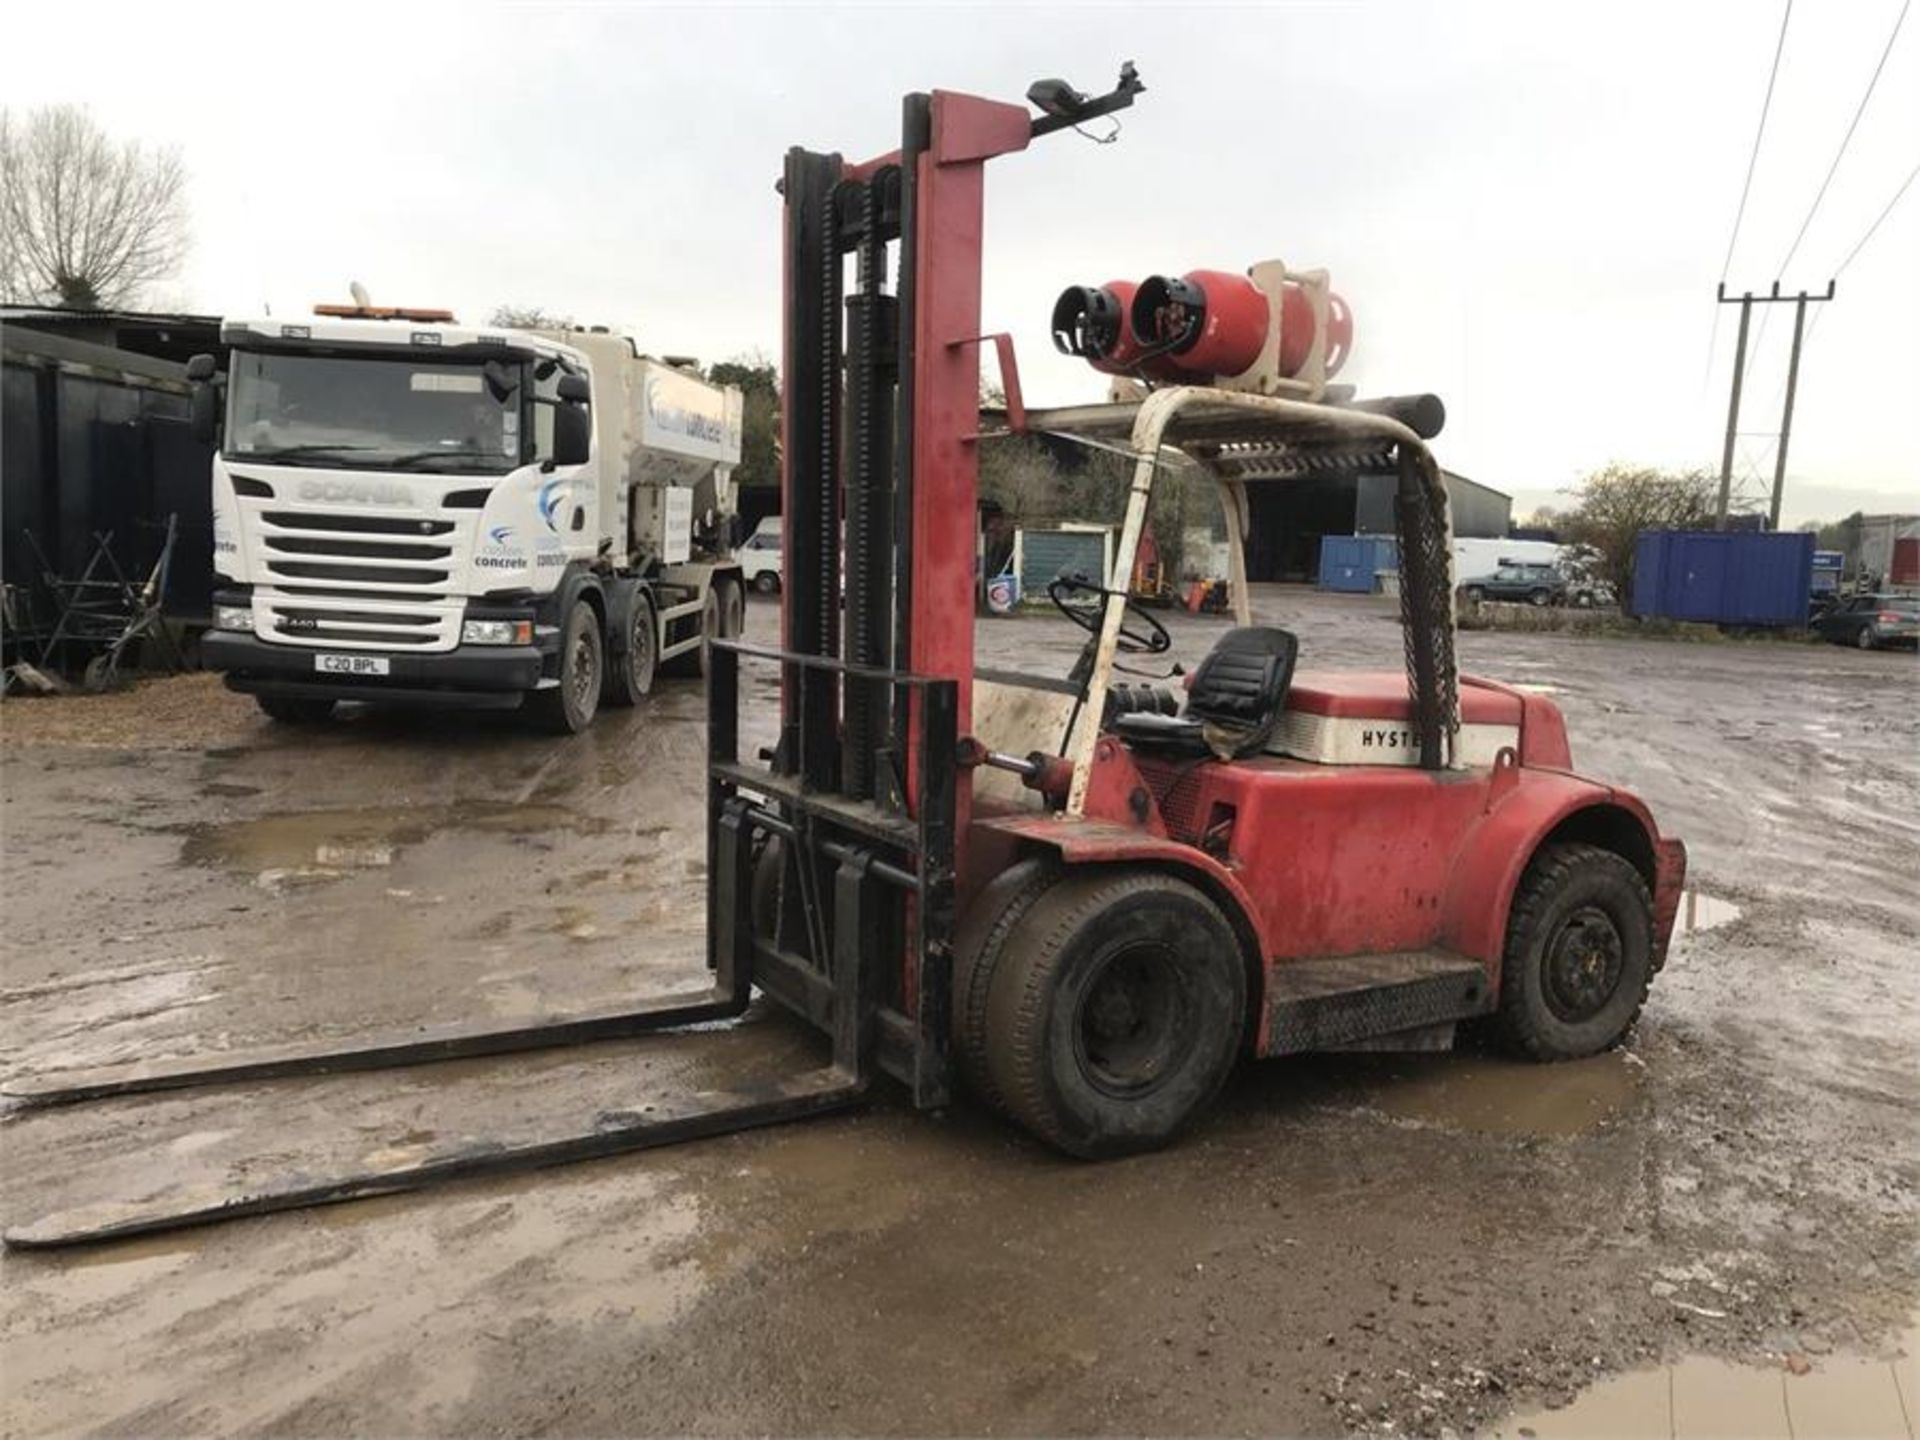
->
[4, 68, 1684, 1248]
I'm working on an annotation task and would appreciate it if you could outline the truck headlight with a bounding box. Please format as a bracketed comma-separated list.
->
[462, 619, 533, 646]
[214, 604, 254, 631]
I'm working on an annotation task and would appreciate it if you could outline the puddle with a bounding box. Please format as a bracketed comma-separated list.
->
[1496, 1319, 1917, 1439]
[1362, 1051, 1639, 1138]
[13, 1232, 204, 1309]
[1678, 890, 1741, 935]
[180, 803, 608, 880]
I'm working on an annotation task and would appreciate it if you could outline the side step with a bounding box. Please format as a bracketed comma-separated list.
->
[1264, 949, 1491, 1055]
[5, 1066, 863, 1250]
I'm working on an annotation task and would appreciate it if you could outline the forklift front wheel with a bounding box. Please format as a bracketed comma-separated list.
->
[952, 856, 1062, 1116]
[981, 869, 1246, 1158]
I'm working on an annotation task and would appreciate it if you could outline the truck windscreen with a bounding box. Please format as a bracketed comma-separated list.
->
[226, 352, 521, 473]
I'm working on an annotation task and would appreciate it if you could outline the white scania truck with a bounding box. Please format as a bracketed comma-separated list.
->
[190, 306, 745, 733]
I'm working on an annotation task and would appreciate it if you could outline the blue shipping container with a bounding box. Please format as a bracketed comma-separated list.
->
[1318, 534, 1400, 593]
[1629, 530, 1813, 626]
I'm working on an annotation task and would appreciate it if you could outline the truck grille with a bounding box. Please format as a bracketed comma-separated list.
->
[243, 502, 473, 652]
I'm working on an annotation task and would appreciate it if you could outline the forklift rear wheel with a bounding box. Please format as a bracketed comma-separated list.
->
[1492, 842, 1653, 1060]
[528, 599, 602, 734]
[604, 592, 658, 707]
[256, 695, 335, 724]
[981, 869, 1246, 1158]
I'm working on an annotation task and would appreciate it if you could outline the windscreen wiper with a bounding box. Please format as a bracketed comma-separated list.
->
[386, 448, 507, 471]
[240, 444, 379, 461]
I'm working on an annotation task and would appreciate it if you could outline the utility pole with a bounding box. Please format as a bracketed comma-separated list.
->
[1714, 281, 1835, 529]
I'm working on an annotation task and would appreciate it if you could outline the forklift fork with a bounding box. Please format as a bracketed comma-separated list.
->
[3, 644, 955, 1250]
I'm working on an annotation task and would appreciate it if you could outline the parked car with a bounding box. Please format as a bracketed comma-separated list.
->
[1809, 593, 1920, 651]
[1461, 562, 1567, 607]
[740, 519, 782, 593]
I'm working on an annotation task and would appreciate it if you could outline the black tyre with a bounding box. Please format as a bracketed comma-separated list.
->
[1464, 585, 1486, 604]
[1855, 625, 1876, 651]
[1491, 842, 1653, 1060]
[256, 695, 335, 724]
[749, 833, 787, 951]
[603, 591, 658, 707]
[720, 579, 745, 639]
[528, 599, 602, 735]
[951, 856, 1060, 1115]
[981, 869, 1247, 1158]
[1527, 588, 1551, 607]
[1572, 590, 1595, 609]
[751, 571, 780, 595]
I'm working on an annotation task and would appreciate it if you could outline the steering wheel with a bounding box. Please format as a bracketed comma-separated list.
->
[1047, 574, 1171, 655]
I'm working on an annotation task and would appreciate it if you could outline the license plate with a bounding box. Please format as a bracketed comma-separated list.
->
[314, 653, 390, 676]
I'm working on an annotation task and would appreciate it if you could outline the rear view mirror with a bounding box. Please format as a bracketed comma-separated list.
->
[482, 359, 519, 402]
[553, 403, 591, 467]
[557, 373, 591, 404]
[190, 378, 220, 445]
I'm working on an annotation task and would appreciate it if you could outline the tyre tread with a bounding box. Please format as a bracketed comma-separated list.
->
[1493, 841, 1652, 1060]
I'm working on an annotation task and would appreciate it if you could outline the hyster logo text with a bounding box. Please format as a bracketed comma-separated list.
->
[297, 478, 413, 506]
[1359, 728, 1416, 749]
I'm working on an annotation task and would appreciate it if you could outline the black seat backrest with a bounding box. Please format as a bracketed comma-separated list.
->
[1187, 626, 1298, 757]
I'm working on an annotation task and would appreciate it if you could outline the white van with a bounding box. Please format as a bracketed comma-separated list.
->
[741, 516, 782, 593]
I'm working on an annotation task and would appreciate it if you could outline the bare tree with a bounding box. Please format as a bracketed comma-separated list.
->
[1, 105, 188, 309]
[488, 304, 575, 330]
[1558, 464, 1717, 604]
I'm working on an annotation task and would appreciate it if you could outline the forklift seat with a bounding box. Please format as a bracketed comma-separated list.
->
[1112, 626, 1299, 759]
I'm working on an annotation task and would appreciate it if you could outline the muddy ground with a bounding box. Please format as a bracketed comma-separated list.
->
[2, 587, 1915, 1438]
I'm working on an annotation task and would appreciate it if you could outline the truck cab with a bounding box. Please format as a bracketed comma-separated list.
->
[196, 308, 743, 732]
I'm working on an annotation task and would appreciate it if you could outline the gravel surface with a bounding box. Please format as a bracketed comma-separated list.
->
[2, 588, 1914, 1437]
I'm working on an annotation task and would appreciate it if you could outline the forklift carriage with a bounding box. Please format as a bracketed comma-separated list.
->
[3, 70, 1684, 1248]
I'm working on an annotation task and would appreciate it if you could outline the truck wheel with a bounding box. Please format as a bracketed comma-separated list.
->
[603, 591, 657, 707]
[752, 571, 780, 595]
[952, 856, 1060, 1116]
[528, 599, 602, 734]
[256, 695, 335, 724]
[664, 588, 722, 679]
[720, 579, 745, 638]
[1491, 842, 1653, 1061]
[982, 869, 1246, 1158]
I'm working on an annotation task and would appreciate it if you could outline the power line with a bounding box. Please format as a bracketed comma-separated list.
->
[1750, 0, 1909, 368]
[1832, 153, 1920, 276]
[1777, 0, 1910, 275]
[1705, 0, 1795, 389]
[1755, 153, 1918, 416]
[1720, 1, 1795, 284]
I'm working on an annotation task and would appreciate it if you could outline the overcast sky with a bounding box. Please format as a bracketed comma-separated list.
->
[13, 0, 1916, 525]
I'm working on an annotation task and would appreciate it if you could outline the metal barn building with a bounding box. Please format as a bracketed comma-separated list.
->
[1241, 466, 1512, 583]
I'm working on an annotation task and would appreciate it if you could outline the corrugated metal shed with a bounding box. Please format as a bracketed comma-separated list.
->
[1015, 525, 1112, 599]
